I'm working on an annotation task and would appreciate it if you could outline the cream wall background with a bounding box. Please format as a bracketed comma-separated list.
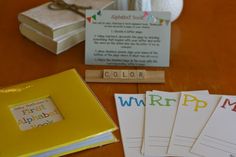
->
[115, 0, 183, 21]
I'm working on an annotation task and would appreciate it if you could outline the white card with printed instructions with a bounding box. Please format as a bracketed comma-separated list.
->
[86, 10, 171, 67]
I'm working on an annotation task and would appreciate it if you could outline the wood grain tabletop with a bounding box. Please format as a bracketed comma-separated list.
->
[0, 0, 236, 156]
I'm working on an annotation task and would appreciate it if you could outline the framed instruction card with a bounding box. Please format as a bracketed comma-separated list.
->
[85, 10, 171, 67]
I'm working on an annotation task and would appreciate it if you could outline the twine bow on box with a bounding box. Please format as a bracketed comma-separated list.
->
[48, 0, 92, 17]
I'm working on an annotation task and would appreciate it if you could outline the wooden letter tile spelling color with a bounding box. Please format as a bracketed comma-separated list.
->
[85, 69, 164, 83]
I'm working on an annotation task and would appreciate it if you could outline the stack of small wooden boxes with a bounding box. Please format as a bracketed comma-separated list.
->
[18, 0, 114, 54]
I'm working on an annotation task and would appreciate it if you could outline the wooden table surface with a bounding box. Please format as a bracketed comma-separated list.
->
[1, 0, 236, 157]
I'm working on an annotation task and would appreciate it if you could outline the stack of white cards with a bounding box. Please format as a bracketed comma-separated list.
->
[114, 91, 236, 157]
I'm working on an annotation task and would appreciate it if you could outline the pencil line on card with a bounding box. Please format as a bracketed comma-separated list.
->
[127, 139, 142, 142]
[148, 138, 169, 141]
[176, 135, 196, 139]
[126, 143, 142, 147]
[126, 140, 142, 143]
[199, 143, 236, 154]
[127, 146, 141, 149]
[173, 144, 192, 148]
[205, 135, 236, 146]
[175, 138, 195, 143]
[148, 144, 168, 147]
[149, 136, 169, 138]
[148, 139, 169, 143]
[202, 137, 236, 150]
[126, 137, 143, 139]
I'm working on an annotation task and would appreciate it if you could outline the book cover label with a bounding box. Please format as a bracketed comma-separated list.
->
[10, 97, 63, 131]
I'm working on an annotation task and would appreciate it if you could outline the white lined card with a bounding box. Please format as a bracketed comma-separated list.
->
[115, 94, 147, 157]
[143, 90, 208, 156]
[168, 93, 221, 157]
[191, 96, 236, 157]
[144, 91, 180, 156]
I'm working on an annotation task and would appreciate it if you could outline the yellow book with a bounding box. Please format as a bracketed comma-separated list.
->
[0, 69, 118, 157]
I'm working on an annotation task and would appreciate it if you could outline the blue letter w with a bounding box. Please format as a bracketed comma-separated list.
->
[118, 96, 145, 107]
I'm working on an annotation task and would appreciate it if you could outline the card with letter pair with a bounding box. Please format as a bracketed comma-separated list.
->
[114, 94, 146, 157]
[168, 92, 221, 157]
[191, 96, 236, 157]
